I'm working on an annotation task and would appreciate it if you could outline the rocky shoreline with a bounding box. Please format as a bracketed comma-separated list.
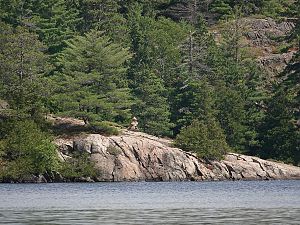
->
[53, 130, 300, 182]
[3, 129, 299, 183]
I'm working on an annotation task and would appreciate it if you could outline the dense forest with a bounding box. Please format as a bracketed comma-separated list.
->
[0, 0, 299, 181]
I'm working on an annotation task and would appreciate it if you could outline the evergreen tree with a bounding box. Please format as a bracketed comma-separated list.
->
[180, 16, 212, 78]
[175, 118, 230, 160]
[259, 89, 300, 165]
[210, 0, 232, 18]
[127, 4, 188, 87]
[0, 0, 80, 55]
[215, 83, 247, 151]
[132, 69, 173, 136]
[261, 0, 289, 17]
[0, 0, 34, 26]
[78, 0, 128, 43]
[172, 79, 216, 134]
[206, 14, 267, 152]
[0, 120, 59, 180]
[51, 30, 133, 124]
[32, 0, 80, 54]
[127, 4, 188, 135]
[0, 21, 48, 118]
[259, 12, 300, 165]
[79, 0, 120, 31]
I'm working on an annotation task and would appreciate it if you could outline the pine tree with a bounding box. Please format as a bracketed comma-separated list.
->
[259, 89, 300, 165]
[261, 0, 287, 17]
[283, 3, 300, 123]
[180, 16, 213, 80]
[78, 0, 128, 43]
[51, 30, 133, 124]
[215, 83, 247, 152]
[210, 0, 232, 19]
[172, 79, 216, 134]
[127, 4, 188, 87]
[32, 0, 80, 54]
[175, 118, 230, 160]
[127, 4, 189, 136]
[259, 12, 300, 165]
[0, 21, 48, 118]
[0, 0, 80, 55]
[131, 69, 173, 136]
[209, 11, 268, 153]
[0, 0, 35, 26]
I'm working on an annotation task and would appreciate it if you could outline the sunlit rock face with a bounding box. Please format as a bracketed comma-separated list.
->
[56, 130, 300, 182]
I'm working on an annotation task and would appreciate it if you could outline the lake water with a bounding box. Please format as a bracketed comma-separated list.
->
[0, 180, 300, 224]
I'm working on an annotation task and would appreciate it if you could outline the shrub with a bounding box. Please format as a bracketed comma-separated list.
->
[175, 118, 230, 160]
[275, 43, 291, 54]
[0, 120, 59, 180]
[89, 121, 120, 136]
[59, 153, 101, 180]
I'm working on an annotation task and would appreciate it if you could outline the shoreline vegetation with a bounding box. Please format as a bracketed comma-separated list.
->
[0, 1, 299, 183]
[1, 116, 300, 183]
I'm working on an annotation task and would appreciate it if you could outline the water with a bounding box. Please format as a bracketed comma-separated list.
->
[0, 180, 300, 224]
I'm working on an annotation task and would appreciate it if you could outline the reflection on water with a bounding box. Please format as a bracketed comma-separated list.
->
[1, 181, 300, 224]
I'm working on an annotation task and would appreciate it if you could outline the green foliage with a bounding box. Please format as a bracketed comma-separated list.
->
[210, 17, 269, 153]
[259, 89, 300, 165]
[128, 8, 189, 86]
[258, 17, 300, 165]
[206, 0, 293, 19]
[210, 0, 233, 18]
[78, 0, 128, 43]
[0, 22, 49, 116]
[127, 6, 189, 136]
[172, 79, 216, 134]
[257, 15, 300, 165]
[0, 0, 80, 55]
[261, 0, 289, 18]
[89, 121, 120, 136]
[59, 30, 131, 76]
[215, 84, 247, 151]
[180, 17, 211, 77]
[59, 153, 100, 180]
[175, 118, 230, 160]
[80, 0, 119, 30]
[132, 70, 173, 136]
[0, 0, 35, 25]
[51, 30, 133, 124]
[32, 0, 80, 54]
[0, 120, 59, 180]
[0, 0, 299, 174]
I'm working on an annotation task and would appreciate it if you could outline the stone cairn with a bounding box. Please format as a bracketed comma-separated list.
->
[128, 117, 138, 131]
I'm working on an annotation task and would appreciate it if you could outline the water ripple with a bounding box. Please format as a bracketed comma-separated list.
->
[1, 180, 300, 224]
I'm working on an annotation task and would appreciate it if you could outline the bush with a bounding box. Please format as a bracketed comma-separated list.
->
[59, 153, 100, 180]
[175, 118, 230, 160]
[0, 120, 59, 180]
[89, 121, 120, 136]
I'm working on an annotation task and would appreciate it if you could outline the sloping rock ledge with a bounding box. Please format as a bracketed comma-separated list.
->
[56, 131, 300, 182]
